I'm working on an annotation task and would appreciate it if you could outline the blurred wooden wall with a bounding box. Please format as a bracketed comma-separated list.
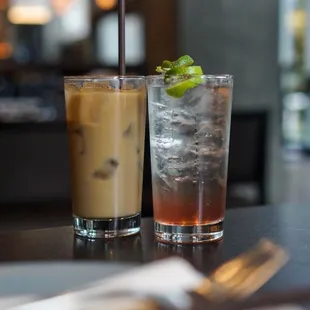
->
[91, 0, 178, 75]
[142, 0, 178, 74]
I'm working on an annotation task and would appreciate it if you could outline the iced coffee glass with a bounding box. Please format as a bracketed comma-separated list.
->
[64, 76, 146, 238]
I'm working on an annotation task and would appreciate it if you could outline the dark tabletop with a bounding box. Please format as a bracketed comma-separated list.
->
[1, 204, 310, 294]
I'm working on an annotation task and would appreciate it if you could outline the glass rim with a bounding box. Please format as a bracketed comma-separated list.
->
[147, 74, 233, 80]
[64, 75, 145, 82]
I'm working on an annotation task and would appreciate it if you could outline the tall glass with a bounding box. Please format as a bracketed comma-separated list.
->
[64, 76, 146, 238]
[147, 75, 233, 244]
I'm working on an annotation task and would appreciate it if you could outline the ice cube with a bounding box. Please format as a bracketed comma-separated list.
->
[92, 158, 119, 180]
[183, 85, 208, 105]
[160, 87, 173, 105]
[149, 101, 167, 110]
[157, 171, 173, 190]
[195, 92, 214, 117]
[154, 136, 183, 152]
[170, 111, 197, 135]
[151, 109, 172, 137]
[169, 97, 185, 108]
[196, 120, 212, 135]
[182, 86, 213, 114]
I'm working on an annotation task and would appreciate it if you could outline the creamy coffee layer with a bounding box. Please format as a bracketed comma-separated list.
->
[65, 84, 146, 219]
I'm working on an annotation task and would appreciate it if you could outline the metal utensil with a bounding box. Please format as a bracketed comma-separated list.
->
[85, 239, 289, 310]
[196, 239, 289, 302]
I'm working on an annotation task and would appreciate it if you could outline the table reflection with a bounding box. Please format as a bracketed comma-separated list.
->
[154, 241, 223, 274]
[73, 234, 142, 262]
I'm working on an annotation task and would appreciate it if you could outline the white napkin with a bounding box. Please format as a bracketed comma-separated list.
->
[10, 258, 203, 310]
[79, 257, 203, 296]
[0, 296, 38, 309]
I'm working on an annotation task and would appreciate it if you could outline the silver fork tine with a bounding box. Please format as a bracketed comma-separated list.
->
[195, 239, 289, 302]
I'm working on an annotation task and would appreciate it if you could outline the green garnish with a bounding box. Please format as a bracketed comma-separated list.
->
[156, 55, 204, 98]
[166, 78, 204, 98]
[172, 55, 194, 67]
[165, 66, 203, 76]
[162, 60, 173, 69]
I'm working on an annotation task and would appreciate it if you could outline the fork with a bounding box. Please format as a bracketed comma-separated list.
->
[196, 239, 289, 302]
[85, 239, 289, 310]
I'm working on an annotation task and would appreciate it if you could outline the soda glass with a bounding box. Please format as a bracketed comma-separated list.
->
[64, 76, 146, 238]
[147, 74, 233, 243]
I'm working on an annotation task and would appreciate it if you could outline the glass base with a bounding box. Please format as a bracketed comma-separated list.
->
[154, 220, 224, 244]
[74, 213, 140, 239]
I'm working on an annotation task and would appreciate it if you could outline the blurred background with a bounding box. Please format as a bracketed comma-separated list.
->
[0, 0, 309, 226]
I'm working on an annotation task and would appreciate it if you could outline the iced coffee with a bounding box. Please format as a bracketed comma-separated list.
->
[64, 76, 146, 238]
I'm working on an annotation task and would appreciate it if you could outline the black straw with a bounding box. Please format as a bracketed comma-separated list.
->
[118, 0, 126, 76]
